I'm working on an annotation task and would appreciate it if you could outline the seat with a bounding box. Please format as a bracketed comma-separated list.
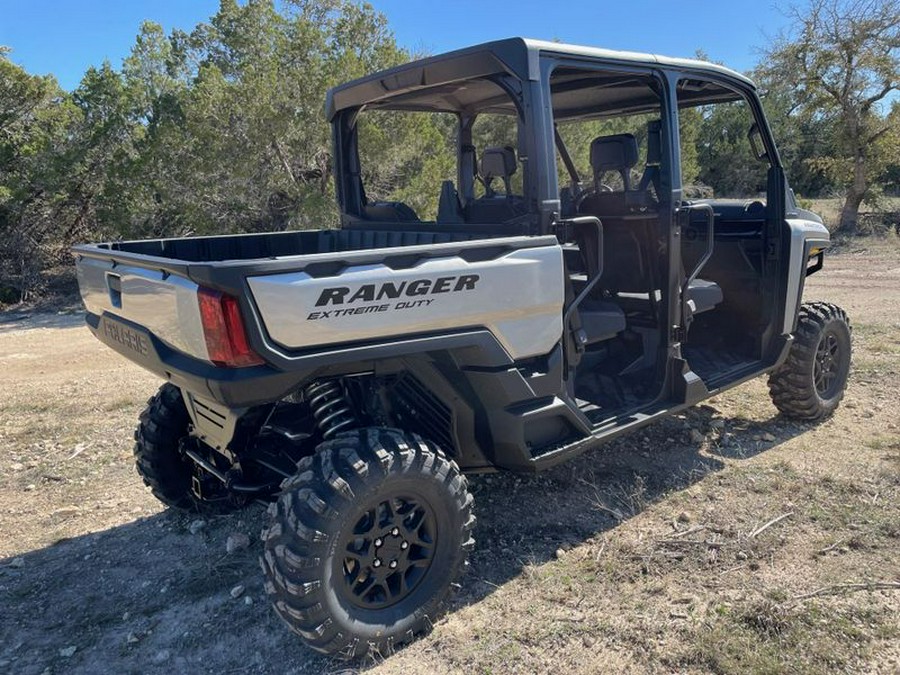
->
[685, 279, 723, 315]
[578, 299, 627, 345]
[616, 279, 723, 318]
[437, 180, 464, 223]
[567, 218, 626, 348]
[579, 132, 723, 318]
[578, 134, 656, 312]
[590, 134, 638, 190]
[464, 146, 527, 223]
[577, 135, 639, 217]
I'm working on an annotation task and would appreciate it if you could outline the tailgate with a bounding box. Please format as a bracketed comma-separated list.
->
[75, 256, 210, 362]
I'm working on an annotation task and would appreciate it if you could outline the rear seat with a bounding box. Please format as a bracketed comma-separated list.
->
[567, 218, 626, 348]
[578, 131, 723, 317]
[464, 146, 527, 223]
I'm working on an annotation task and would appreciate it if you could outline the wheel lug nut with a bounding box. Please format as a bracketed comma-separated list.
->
[391, 527, 400, 536]
[400, 541, 409, 550]
[389, 560, 397, 569]
[373, 558, 381, 568]
[374, 538, 383, 547]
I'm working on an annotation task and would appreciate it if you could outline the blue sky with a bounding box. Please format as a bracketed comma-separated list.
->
[0, 0, 794, 90]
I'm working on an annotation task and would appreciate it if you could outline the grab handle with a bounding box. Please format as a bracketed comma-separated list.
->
[105, 272, 122, 308]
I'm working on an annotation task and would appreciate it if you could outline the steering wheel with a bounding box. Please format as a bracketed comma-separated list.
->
[573, 182, 614, 210]
[743, 199, 766, 216]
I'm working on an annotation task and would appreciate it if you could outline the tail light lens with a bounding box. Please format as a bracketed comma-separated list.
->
[197, 288, 264, 367]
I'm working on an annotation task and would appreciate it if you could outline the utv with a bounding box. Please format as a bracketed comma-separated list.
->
[73, 38, 851, 657]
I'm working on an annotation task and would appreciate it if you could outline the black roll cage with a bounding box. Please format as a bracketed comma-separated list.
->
[331, 71, 535, 227]
[327, 39, 784, 236]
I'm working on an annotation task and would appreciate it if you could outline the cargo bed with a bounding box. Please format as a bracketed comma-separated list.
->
[82, 224, 523, 263]
[73, 227, 565, 406]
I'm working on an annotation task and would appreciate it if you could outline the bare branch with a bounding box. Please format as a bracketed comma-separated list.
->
[791, 581, 900, 602]
[748, 512, 793, 538]
[862, 81, 898, 110]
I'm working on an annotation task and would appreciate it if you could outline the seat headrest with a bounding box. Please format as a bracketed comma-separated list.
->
[590, 134, 639, 173]
[480, 146, 517, 181]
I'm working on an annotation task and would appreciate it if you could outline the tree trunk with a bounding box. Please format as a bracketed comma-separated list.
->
[838, 153, 867, 234]
[839, 189, 865, 234]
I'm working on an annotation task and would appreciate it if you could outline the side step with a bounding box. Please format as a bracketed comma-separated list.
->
[528, 405, 671, 471]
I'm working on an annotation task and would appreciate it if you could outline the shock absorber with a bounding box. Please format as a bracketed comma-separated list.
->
[304, 379, 357, 439]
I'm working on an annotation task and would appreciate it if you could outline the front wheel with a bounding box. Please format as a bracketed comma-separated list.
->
[768, 302, 852, 420]
[260, 428, 475, 658]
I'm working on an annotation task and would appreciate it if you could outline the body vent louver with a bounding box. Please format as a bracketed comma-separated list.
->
[390, 373, 455, 454]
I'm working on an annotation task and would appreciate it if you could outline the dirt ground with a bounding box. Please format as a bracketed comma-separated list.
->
[1, 237, 898, 675]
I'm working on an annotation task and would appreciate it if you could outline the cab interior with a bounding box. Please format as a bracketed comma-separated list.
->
[335, 65, 776, 422]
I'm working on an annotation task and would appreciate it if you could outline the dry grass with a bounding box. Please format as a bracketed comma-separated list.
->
[367, 236, 900, 675]
[805, 196, 900, 233]
[806, 198, 844, 230]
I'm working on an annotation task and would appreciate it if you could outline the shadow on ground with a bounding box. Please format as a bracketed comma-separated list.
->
[0, 310, 84, 334]
[0, 407, 811, 675]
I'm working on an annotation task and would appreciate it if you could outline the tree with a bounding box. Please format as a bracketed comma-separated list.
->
[115, 0, 415, 235]
[761, 0, 900, 232]
[0, 50, 83, 300]
[1, 1, 421, 304]
[693, 100, 769, 198]
[878, 102, 900, 195]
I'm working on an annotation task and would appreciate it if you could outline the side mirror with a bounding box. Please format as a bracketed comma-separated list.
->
[748, 123, 768, 162]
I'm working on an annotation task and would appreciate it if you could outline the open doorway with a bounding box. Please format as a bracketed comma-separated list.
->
[675, 78, 775, 387]
[548, 66, 670, 421]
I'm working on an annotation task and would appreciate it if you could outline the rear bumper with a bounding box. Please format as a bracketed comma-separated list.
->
[86, 312, 297, 407]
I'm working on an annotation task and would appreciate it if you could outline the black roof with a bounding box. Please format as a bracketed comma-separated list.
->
[326, 37, 754, 120]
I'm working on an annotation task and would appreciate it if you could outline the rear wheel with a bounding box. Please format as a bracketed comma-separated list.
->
[261, 428, 475, 658]
[768, 302, 852, 420]
[134, 383, 237, 513]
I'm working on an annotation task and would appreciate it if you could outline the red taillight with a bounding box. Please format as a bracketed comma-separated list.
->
[197, 288, 264, 367]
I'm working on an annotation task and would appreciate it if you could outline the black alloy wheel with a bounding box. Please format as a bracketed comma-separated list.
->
[769, 302, 852, 420]
[814, 329, 842, 397]
[338, 495, 436, 610]
[261, 428, 474, 658]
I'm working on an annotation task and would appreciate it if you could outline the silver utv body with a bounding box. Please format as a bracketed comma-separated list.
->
[73, 38, 831, 474]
